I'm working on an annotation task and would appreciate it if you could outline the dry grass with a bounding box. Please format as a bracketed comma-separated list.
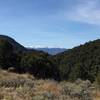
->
[92, 90, 100, 100]
[0, 69, 99, 100]
[34, 80, 62, 96]
[0, 69, 35, 80]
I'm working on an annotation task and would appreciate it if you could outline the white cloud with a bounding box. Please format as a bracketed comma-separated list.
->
[66, 0, 100, 25]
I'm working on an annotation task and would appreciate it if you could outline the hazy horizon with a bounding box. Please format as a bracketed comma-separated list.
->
[0, 0, 100, 48]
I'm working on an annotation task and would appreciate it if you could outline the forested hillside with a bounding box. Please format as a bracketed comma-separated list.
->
[0, 35, 100, 83]
[54, 39, 100, 82]
[0, 35, 59, 80]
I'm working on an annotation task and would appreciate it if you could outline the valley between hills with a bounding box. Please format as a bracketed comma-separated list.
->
[0, 35, 100, 100]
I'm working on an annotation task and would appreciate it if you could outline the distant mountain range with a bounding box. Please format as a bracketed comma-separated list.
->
[35, 48, 66, 55]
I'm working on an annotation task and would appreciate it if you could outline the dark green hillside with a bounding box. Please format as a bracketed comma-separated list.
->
[0, 35, 27, 52]
[0, 38, 20, 69]
[54, 39, 100, 82]
[20, 52, 59, 79]
[1, 35, 100, 82]
[0, 35, 59, 80]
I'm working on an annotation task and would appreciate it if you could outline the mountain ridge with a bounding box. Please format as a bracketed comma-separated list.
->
[54, 39, 100, 82]
[0, 35, 100, 82]
[35, 47, 66, 55]
[0, 35, 59, 80]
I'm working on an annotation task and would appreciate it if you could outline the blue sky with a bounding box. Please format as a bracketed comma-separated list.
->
[0, 0, 100, 48]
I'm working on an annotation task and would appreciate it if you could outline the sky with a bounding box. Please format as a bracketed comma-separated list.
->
[0, 0, 100, 48]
